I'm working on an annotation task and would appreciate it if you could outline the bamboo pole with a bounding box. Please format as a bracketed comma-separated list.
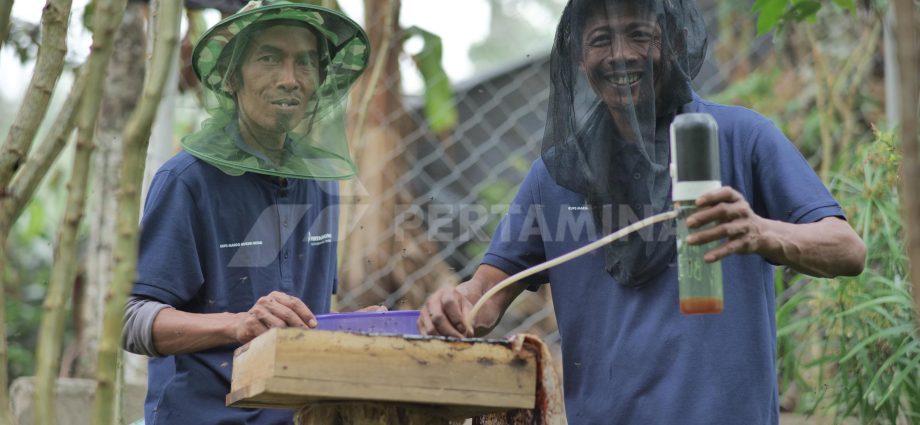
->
[336, 0, 400, 297]
[0, 0, 12, 52]
[30, 0, 126, 418]
[91, 0, 181, 423]
[0, 0, 73, 189]
[78, 1, 148, 380]
[32, 80, 99, 425]
[6, 69, 88, 223]
[0, 242, 10, 425]
[891, 0, 920, 330]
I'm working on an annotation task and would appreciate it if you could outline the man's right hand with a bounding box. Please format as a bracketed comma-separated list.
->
[419, 286, 476, 338]
[232, 291, 317, 344]
[418, 264, 524, 339]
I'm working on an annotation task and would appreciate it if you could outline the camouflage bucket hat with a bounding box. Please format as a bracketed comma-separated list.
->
[192, 0, 369, 100]
[182, 0, 370, 180]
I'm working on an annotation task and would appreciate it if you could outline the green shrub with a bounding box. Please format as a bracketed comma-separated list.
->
[778, 129, 919, 424]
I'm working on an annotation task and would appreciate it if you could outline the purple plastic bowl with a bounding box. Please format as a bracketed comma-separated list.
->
[314, 310, 421, 335]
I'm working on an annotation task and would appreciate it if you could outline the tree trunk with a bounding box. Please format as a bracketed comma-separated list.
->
[122, 12, 181, 388]
[69, 0, 130, 416]
[0, 0, 72, 189]
[339, 0, 458, 312]
[0, 1, 73, 422]
[891, 0, 920, 329]
[0, 240, 9, 425]
[32, 76, 100, 425]
[23, 68, 88, 425]
[92, 0, 181, 423]
[75, 1, 148, 380]
[0, 0, 13, 52]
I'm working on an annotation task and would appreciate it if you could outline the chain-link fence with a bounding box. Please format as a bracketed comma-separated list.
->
[162, 0, 885, 366]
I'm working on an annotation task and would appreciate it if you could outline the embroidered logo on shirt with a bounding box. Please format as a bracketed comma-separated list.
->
[220, 240, 264, 249]
[306, 232, 333, 246]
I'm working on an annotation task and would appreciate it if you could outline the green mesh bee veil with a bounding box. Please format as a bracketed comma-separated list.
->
[543, 0, 707, 286]
[184, 0, 369, 179]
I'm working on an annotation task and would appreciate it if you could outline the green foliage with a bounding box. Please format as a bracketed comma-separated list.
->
[709, 67, 824, 163]
[403, 26, 458, 135]
[778, 131, 920, 423]
[753, 0, 856, 35]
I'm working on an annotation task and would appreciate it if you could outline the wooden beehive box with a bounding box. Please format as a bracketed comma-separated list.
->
[226, 328, 537, 416]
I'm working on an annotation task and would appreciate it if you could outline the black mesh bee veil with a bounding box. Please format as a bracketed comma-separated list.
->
[542, 0, 708, 286]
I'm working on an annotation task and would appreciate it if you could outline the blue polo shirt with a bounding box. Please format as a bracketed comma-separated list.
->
[132, 151, 340, 425]
[482, 96, 844, 425]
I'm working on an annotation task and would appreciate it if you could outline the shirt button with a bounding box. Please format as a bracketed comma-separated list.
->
[283, 251, 289, 260]
[633, 172, 642, 180]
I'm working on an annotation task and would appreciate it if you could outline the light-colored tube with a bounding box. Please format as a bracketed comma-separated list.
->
[465, 210, 679, 331]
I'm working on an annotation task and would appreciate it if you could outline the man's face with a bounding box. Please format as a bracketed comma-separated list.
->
[234, 25, 320, 138]
[580, 5, 663, 112]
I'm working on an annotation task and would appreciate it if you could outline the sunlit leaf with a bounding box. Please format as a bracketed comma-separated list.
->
[754, 0, 789, 35]
[403, 26, 458, 135]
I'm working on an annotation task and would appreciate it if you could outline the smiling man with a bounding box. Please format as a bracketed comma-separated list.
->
[120, 2, 374, 424]
[419, 1, 866, 424]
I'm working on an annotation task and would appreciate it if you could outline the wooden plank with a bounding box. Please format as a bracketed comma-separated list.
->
[227, 329, 537, 414]
[228, 379, 517, 418]
[229, 327, 278, 393]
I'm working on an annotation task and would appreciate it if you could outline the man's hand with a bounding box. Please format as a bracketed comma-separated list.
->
[232, 291, 317, 344]
[418, 265, 523, 339]
[418, 286, 475, 338]
[684, 186, 866, 277]
[684, 186, 767, 262]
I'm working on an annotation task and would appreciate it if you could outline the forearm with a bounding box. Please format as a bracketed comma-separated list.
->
[151, 308, 242, 355]
[758, 216, 866, 277]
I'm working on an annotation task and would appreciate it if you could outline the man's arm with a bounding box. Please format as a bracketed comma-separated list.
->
[151, 291, 317, 356]
[687, 187, 866, 278]
[418, 264, 528, 338]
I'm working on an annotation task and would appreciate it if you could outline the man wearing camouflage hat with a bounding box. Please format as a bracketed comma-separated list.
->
[121, 2, 375, 423]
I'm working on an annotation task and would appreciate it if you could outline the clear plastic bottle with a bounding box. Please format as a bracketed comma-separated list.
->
[676, 201, 723, 314]
[670, 113, 723, 315]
